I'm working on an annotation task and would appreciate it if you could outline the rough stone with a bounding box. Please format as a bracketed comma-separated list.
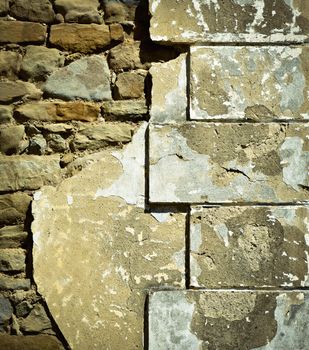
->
[15, 101, 99, 122]
[28, 135, 47, 155]
[46, 134, 68, 153]
[0, 106, 13, 124]
[20, 46, 64, 81]
[103, 0, 139, 23]
[32, 123, 185, 349]
[54, 0, 102, 24]
[0, 193, 31, 226]
[40, 124, 74, 133]
[110, 23, 124, 42]
[0, 226, 28, 249]
[49, 23, 110, 53]
[0, 249, 26, 272]
[0, 0, 9, 15]
[0, 155, 61, 192]
[108, 41, 143, 71]
[10, 0, 55, 24]
[102, 100, 147, 117]
[149, 0, 309, 43]
[0, 125, 27, 155]
[114, 71, 144, 100]
[0, 21, 46, 44]
[149, 290, 309, 350]
[0, 51, 22, 80]
[0, 81, 42, 104]
[150, 54, 187, 123]
[191, 46, 309, 120]
[44, 55, 112, 101]
[15, 300, 33, 317]
[0, 296, 13, 324]
[0, 335, 64, 350]
[0, 277, 30, 291]
[149, 123, 309, 203]
[20, 304, 52, 333]
[73, 122, 134, 150]
[190, 206, 309, 288]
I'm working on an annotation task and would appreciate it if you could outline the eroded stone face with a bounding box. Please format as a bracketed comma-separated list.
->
[149, 0, 309, 43]
[190, 46, 309, 120]
[32, 124, 185, 350]
[149, 123, 309, 203]
[149, 290, 309, 350]
[190, 206, 309, 288]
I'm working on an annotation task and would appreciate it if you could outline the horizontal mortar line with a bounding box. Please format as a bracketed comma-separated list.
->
[148, 202, 309, 207]
[147, 287, 309, 293]
[187, 41, 309, 47]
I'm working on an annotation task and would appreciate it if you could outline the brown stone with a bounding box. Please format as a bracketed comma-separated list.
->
[0, 81, 42, 104]
[0, 226, 28, 249]
[0, 125, 27, 155]
[102, 100, 148, 117]
[0, 106, 13, 124]
[114, 72, 144, 99]
[15, 101, 99, 122]
[0, 335, 64, 350]
[0, 21, 46, 44]
[0, 51, 22, 80]
[103, 0, 139, 24]
[0, 193, 32, 226]
[10, 0, 55, 24]
[0, 249, 26, 272]
[108, 41, 143, 71]
[49, 23, 111, 53]
[110, 23, 124, 42]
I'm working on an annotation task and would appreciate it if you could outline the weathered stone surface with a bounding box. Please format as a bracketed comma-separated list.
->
[149, 123, 309, 203]
[54, 0, 102, 24]
[73, 122, 134, 150]
[103, 0, 139, 23]
[102, 100, 147, 117]
[0, 106, 13, 124]
[0, 249, 26, 272]
[0, 81, 42, 104]
[149, 290, 309, 350]
[0, 21, 46, 44]
[191, 46, 309, 120]
[0, 155, 61, 192]
[20, 304, 52, 332]
[0, 193, 32, 226]
[110, 23, 124, 42]
[0, 0, 9, 15]
[20, 46, 64, 81]
[44, 56, 112, 101]
[28, 135, 47, 155]
[0, 226, 27, 249]
[150, 54, 187, 123]
[16, 300, 33, 317]
[0, 296, 13, 325]
[32, 123, 185, 349]
[0, 125, 26, 155]
[10, 0, 55, 24]
[108, 41, 143, 71]
[0, 277, 30, 291]
[15, 101, 99, 122]
[114, 71, 144, 100]
[190, 206, 309, 288]
[149, 0, 309, 43]
[0, 334, 64, 350]
[50, 24, 110, 53]
[0, 51, 22, 80]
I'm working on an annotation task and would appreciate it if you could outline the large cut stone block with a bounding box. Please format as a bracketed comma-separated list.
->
[32, 124, 185, 350]
[190, 46, 309, 120]
[190, 206, 309, 288]
[149, 0, 309, 43]
[149, 290, 309, 350]
[149, 123, 309, 203]
[0, 21, 46, 44]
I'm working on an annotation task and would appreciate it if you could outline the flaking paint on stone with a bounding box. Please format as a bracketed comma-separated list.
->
[32, 123, 185, 350]
[149, 123, 309, 203]
[190, 206, 309, 288]
[149, 290, 309, 350]
[190, 46, 309, 120]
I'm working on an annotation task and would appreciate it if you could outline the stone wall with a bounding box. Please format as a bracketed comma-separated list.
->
[0, 0, 308, 349]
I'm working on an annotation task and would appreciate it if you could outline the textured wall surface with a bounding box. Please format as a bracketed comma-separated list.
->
[0, 0, 308, 349]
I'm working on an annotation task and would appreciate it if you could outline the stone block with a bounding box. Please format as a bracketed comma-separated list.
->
[0, 51, 22, 80]
[20, 46, 64, 81]
[0, 277, 30, 291]
[190, 46, 309, 120]
[0, 335, 64, 350]
[0, 81, 42, 104]
[190, 206, 309, 288]
[16, 101, 99, 122]
[102, 99, 147, 117]
[32, 123, 186, 349]
[149, 123, 309, 203]
[20, 304, 52, 332]
[0, 249, 26, 272]
[149, 0, 309, 43]
[0, 226, 28, 249]
[0, 21, 46, 44]
[0, 125, 26, 155]
[114, 71, 145, 100]
[149, 290, 309, 350]
[108, 41, 143, 71]
[0, 155, 61, 192]
[150, 54, 187, 123]
[0, 106, 13, 124]
[49, 23, 110, 53]
[0, 296, 12, 324]
[0, 193, 31, 226]
[0, 0, 9, 15]
[103, 0, 139, 24]
[44, 55, 112, 101]
[110, 23, 124, 42]
[10, 0, 55, 24]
